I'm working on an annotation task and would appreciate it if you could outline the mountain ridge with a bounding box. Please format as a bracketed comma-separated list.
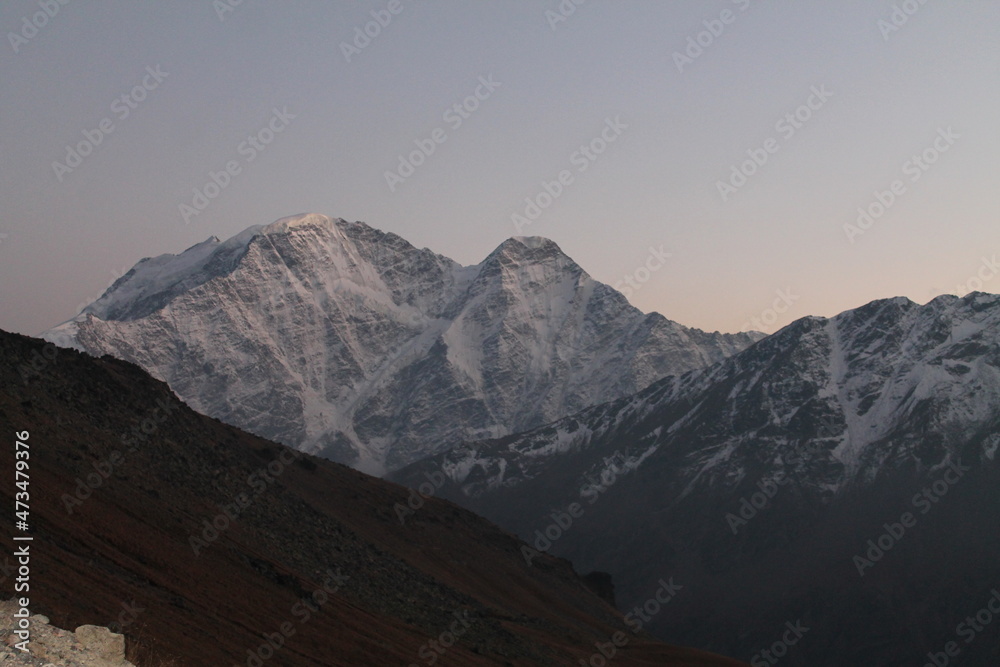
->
[392, 290, 1000, 664]
[44, 213, 761, 474]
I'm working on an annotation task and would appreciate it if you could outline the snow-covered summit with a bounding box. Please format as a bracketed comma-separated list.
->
[58, 216, 354, 323]
[260, 212, 340, 235]
[509, 236, 556, 250]
[43, 214, 761, 474]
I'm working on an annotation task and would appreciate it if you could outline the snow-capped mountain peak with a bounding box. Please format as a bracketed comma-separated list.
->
[260, 212, 338, 234]
[43, 214, 761, 473]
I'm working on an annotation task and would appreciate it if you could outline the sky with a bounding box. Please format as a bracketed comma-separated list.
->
[1, 1, 998, 338]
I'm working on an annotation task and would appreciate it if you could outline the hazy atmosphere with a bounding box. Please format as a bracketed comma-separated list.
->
[2, 1, 998, 335]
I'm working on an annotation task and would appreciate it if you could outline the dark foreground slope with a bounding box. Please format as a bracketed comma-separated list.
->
[0, 330, 744, 666]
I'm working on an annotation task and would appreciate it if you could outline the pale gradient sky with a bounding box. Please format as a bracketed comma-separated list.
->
[1, 1, 998, 337]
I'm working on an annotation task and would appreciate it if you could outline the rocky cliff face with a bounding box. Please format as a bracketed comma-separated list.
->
[44, 213, 759, 474]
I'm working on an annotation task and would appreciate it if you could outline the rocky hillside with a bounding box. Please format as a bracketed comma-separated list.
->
[0, 329, 746, 666]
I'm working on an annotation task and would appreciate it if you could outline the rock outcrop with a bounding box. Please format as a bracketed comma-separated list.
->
[0, 600, 134, 667]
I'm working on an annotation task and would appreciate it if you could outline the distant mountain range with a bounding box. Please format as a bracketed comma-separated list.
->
[44, 213, 759, 474]
[393, 292, 1000, 665]
[35, 212, 1000, 664]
